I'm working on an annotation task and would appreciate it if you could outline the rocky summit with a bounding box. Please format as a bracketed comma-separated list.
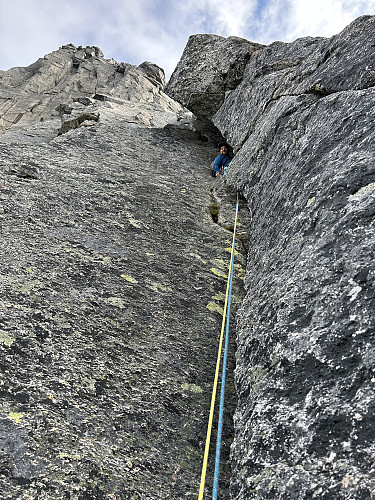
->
[0, 14, 374, 500]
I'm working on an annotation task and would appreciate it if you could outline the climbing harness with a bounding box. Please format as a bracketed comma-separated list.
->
[198, 192, 240, 500]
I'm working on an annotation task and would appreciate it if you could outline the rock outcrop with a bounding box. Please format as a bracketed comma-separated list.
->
[167, 15, 375, 499]
[0, 46, 249, 498]
[1, 14, 375, 500]
[165, 35, 263, 119]
[0, 44, 186, 137]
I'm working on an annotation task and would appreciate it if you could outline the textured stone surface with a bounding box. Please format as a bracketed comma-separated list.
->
[222, 16, 375, 500]
[165, 34, 262, 119]
[169, 14, 375, 500]
[0, 44, 184, 136]
[214, 16, 375, 151]
[228, 86, 375, 499]
[0, 51, 248, 498]
[2, 13, 374, 500]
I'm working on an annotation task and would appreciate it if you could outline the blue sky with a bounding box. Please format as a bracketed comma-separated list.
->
[0, 0, 374, 80]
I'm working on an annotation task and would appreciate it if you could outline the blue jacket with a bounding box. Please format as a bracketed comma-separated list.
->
[213, 154, 232, 174]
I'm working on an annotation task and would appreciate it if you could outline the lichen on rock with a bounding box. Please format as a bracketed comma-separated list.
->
[0, 45, 246, 498]
[167, 13, 375, 500]
[1, 13, 374, 500]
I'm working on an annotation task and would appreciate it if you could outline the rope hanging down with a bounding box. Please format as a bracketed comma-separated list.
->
[212, 192, 239, 499]
[198, 192, 239, 500]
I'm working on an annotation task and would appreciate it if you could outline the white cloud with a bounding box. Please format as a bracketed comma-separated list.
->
[250, 0, 375, 44]
[0, 0, 374, 79]
[191, 0, 258, 36]
[287, 0, 375, 39]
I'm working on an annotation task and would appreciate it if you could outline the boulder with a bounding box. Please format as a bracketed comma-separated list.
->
[57, 112, 100, 135]
[165, 34, 263, 119]
[138, 61, 166, 89]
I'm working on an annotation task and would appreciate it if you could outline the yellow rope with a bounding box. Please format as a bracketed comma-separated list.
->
[198, 194, 239, 499]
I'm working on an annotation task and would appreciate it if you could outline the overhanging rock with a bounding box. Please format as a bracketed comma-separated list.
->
[165, 34, 263, 120]
[168, 14, 375, 500]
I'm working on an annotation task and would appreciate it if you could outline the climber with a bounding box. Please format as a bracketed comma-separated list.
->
[211, 142, 232, 177]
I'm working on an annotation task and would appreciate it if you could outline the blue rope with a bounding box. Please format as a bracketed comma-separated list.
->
[212, 192, 239, 499]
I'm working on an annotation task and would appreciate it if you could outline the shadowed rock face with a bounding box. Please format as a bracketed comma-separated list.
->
[167, 14, 375, 500]
[0, 47, 249, 498]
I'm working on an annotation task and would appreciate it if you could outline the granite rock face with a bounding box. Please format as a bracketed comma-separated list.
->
[0, 44, 185, 136]
[214, 15, 375, 151]
[1, 14, 375, 500]
[165, 35, 263, 119]
[0, 48, 249, 498]
[168, 14, 375, 500]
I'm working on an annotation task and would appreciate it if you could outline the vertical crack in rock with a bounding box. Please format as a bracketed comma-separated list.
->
[1, 14, 374, 499]
[209, 188, 221, 224]
[0, 46, 249, 498]
[208, 184, 251, 259]
[166, 14, 375, 500]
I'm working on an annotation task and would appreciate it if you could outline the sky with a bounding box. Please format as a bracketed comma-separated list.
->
[0, 0, 374, 80]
